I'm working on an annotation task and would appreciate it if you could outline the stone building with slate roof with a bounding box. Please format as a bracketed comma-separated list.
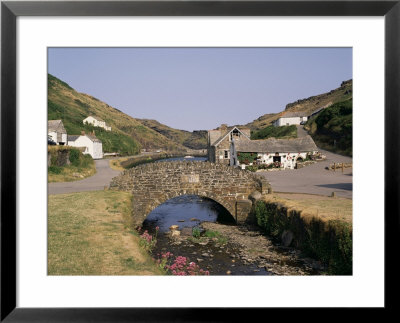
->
[48, 120, 67, 145]
[207, 124, 251, 164]
[234, 135, 318, 169]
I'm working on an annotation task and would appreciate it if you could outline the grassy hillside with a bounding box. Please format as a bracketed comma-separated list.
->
[251, 125, 297, 140]
[48, 74, 191, 155]
[140, 119, 207, 149]
[246, 80, 352, 131]
[305, 99, 352, 156]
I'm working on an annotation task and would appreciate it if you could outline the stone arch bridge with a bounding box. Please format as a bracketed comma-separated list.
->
[110, 161, 271, 227]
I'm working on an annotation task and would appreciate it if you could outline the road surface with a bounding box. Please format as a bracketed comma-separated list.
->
[48, 159, 122, 195]
[258, 126, 353, 198]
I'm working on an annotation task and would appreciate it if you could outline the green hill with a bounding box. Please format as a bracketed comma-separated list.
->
[246, 80, 352, 131]
[305, 99, 352, 156]
[250, 125, 297, 140]
[48, 74, 202, 155]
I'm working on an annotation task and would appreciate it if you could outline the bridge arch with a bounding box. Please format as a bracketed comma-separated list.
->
[110, 161, 271, 227]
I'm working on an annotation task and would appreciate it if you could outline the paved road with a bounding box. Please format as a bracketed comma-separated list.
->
[48, 159, 122, 195]
[258, 127, 353, 198]
[296, 125, 309, 138]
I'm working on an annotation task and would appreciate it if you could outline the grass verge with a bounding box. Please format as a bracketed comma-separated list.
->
[264, 193, 352, 224]
[109, 157, 129, 171]
[48, 190, 163, 275]
[48, 164, 96, 182]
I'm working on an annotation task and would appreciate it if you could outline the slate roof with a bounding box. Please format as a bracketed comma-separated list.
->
[86, 134, 102, 143]
[235, 135, 318, 153]
[67, 134, 102, 143]
[67, 135, 80, 142]
[48, 120, 66, 133]
[212, 126, 251, 146]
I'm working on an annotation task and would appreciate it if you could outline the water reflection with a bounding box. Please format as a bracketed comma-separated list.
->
[143, 195, 234, 233]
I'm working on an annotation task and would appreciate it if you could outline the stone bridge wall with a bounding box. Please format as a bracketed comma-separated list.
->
[110, 161, 271, 226]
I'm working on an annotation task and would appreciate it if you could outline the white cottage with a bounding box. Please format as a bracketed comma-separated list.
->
[273, 112, 308, 127]
[234, 135, 318, 169]
[67, 134, 103, 159]
[48, 120, 67, 145]
[83, 116, 111, 131]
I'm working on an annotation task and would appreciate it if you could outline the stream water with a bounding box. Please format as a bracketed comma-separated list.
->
[139, 157, 323, 275]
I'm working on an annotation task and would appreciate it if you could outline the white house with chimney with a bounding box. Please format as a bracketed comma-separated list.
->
[83, 116, 111, 131]
[67, 133, 103, 159]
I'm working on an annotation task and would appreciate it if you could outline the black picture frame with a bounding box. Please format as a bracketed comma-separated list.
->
[1, 0, 399, 321]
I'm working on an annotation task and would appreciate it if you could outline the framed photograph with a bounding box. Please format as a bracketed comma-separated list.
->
[1, 0, 399, 320]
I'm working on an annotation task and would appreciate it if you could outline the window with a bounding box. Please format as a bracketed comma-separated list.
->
[224, 150, 229, 159]
[230, 129, 240, 140]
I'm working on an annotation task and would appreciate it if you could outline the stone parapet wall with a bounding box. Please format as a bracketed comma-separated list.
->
[110, 161, 271, 226]
[48, 147, 71, 167]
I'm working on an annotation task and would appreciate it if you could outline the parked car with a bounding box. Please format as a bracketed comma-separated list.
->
[48, 135, 57, 145]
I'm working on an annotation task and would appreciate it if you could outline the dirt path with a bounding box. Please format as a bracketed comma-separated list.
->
[48, 159, 122, 195]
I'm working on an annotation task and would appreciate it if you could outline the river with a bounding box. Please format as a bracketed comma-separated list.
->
[140, 157, 324, 275]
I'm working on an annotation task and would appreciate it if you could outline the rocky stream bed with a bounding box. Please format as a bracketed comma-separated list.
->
[151, 221, 326, 276]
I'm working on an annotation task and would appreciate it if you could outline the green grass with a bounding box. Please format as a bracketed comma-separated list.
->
[48, 191, 164, 275]
[204, 230, 228, 245]
[189, 229, 228, 245]
[251, 125, 297, 140]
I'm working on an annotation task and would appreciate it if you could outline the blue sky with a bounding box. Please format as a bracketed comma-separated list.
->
[48, 48, 352, 131]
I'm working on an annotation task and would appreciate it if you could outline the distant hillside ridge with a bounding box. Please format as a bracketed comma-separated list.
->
[48, 74, 205, 155]
[246, 79, 352, 131]
[140, 119, 207, 150]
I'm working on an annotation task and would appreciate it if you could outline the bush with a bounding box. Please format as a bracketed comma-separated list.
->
[69, 148, 81, 166]
[80, 154, 94, 168]
[192, 227, 201, 239]
[306, 99, 352, 156]
[237, 152, 258, 165]
[251, 125, 297, 140]
[48, 166, 62, 174]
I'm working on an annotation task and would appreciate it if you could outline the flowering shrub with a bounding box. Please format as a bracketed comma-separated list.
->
[157, 252, 209, 276]
[139, 226, 159, 252]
